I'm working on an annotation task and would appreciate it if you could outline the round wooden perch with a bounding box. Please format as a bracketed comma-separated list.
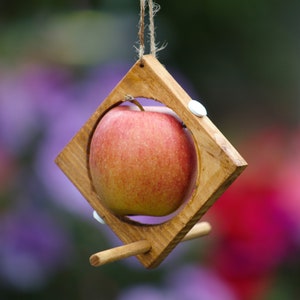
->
[55, 55, 247, 269]
[90, 222, 211, 267]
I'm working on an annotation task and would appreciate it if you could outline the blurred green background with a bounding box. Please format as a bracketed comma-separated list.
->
[1, 1, 300, 299]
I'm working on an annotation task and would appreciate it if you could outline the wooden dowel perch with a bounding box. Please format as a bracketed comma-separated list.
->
[89, 239, 151, 267]
[89, 221, 211, 267]
[181, 221, 211, 242]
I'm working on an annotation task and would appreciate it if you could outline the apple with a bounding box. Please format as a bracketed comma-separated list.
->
[89, 105, 197, 217]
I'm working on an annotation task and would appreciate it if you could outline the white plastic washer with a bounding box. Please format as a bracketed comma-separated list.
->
[93, 210, 106, 224]
[188, 100, 207, 117]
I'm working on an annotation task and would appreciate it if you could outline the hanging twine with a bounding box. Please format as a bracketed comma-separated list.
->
[138, 0, 166, 62]
[138, 0, 146, 59]
[148, 0, 158, 57]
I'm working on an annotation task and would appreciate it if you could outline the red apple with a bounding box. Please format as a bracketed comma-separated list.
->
[89, 105, 197, 216]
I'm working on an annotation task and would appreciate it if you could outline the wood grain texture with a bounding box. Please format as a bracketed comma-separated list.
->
[55, 55, 247, 269]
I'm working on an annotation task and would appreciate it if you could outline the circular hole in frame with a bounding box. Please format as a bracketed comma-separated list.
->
[91, 98, 199, 225]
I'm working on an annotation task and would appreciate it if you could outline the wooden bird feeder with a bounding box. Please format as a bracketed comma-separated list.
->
[55, 55, 247, 269]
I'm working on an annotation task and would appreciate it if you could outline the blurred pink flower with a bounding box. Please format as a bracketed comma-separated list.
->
[274, 128, 300, 241]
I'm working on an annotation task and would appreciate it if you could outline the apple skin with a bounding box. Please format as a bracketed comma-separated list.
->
[89, 106, 197, 217]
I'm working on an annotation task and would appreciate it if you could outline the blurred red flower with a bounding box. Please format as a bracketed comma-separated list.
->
[205, 127, 300, 300]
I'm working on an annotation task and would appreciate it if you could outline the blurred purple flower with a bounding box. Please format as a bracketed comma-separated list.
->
[0, 65, 72, 153]
[165, 265, 236, 300]
[34, 62, 131, 217]
[0, 72, 39, 153]
[17, 64, 72, 119]
[34, 102, 94, 217]
[76, 62, 130, 105]
[119, 285, 165, 300]
[119, 265, 236, 300]
[0, 208, 72, 291]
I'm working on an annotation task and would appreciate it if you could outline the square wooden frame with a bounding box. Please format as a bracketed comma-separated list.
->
[55, 55, 247, 269]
